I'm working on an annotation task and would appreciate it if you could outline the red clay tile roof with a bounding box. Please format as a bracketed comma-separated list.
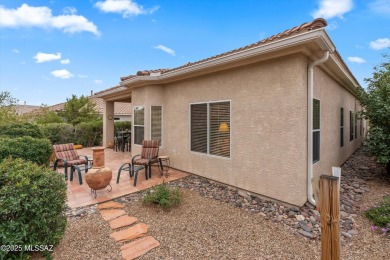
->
[119, 18, 327, 79]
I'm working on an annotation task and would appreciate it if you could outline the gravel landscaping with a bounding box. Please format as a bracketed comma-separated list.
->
[53, 148, 390, 259]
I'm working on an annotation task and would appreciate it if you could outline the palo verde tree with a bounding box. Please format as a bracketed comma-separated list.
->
[60, 95, 100, 125]
[0, 91, 19, 123]
[357, 54, 390, 174]
[24, 105, 63, 124]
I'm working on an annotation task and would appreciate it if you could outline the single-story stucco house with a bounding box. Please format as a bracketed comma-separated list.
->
[95, 18, 365, 206]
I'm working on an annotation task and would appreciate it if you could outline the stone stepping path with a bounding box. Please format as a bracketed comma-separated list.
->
[121, 236, 160, 260]
[98, 201, 159, 259]
[100, 209, 127, 221]
[110, 223, 149, 242]
[98, 201, 125, 210]
[109, 215, 138, 229]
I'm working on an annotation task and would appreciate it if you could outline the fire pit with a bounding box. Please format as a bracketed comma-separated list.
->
[85, 147, 112, 198]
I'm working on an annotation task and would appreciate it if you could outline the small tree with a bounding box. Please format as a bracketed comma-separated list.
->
[357, 54, 390, 174]
[60, 95, 100, 125]
[0, 91, 19, 123]
[24, 105, 63, 124]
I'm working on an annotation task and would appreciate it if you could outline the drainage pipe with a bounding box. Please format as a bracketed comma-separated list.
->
[307, 50, 329, 206]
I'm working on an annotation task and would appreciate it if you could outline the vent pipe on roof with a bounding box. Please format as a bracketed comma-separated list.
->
[307, 50, 329, 206]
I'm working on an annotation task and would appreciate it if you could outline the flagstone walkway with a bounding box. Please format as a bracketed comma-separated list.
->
[97, 201, 160, 260]
[56, 147, 188, 208]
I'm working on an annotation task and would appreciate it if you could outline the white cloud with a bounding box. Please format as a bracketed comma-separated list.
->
[51, 69, 74, 79]
[311, 0, 353, 19]
[369, 0, 390, 15]
[34, 52, 61, 63]
[12, 48, 20, 53]
[60, 59, 70, 64]
[94, 79, 103, 84]
[370, 38, 390, 50]
[327, 21, 338, 30]
[95, 0, 159, 17]
[153, 45, 176, 56]
[0, 4, 100, 35]
[78, 74, 88, 79]
[348, 57, 366, 64]
[63, 7, 77, 15]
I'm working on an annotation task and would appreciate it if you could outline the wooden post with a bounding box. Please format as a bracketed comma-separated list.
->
[319, 175, 340, 260]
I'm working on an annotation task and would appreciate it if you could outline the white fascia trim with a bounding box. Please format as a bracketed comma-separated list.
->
[94, 86, 128, 98]
[329, 53, 360, 88]
[121, 29, 333, 87]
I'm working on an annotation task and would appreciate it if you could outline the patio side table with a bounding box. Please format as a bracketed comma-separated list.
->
[158, 155, 170, 177]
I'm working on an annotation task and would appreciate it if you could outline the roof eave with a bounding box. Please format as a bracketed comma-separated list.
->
[121, 29, 333, 87]
[100, 28, 358, 98]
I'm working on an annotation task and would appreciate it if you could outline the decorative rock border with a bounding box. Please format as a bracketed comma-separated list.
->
[67, 149, 378, 244]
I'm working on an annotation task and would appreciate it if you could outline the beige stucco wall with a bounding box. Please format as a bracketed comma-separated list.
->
[312, 66, 363, 200]
[132, 54, 309, 206]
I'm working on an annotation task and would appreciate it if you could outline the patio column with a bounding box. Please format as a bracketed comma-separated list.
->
[103, 100, 114, 147]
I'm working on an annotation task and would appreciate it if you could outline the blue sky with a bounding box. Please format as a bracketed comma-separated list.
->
[1, 0, 389, 106]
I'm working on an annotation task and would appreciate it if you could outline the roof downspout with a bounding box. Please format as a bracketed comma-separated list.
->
[307, 50, 329, 206]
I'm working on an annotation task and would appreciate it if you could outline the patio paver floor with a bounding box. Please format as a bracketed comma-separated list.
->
[56, 147, 188, 208]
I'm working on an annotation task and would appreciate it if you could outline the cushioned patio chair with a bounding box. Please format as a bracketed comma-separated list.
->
[132, 140, 159, 178]
[53, 143, 89, 184]
[117, 140, 159, 186]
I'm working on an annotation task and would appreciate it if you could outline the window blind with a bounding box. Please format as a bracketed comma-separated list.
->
[151, 106, 162, 145]
[209, 102, 230, 158]
[313, 99, 320, 163]
[190, 103, 207, 154]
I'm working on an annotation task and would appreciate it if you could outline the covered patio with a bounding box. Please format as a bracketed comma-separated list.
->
[61, 147, 188, 208]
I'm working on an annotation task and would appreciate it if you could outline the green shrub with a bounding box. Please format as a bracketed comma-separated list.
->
[114, 121, 131, 132]
[143, 182, 182, 208]
[0, 122, 44, 138]
[39, 123, 75, 144]
[0, 158, 67, 259]
[0, 136, 52, 165]
[365, 197, 390, 228]
[74, 120, 103, 147]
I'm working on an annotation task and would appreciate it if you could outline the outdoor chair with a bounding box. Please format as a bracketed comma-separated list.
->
[53, 143, 89, 184]
[116, 140, 159, 186]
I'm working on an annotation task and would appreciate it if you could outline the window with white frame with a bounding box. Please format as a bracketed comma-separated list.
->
[355, 112, 358, 139]
[349, 111, 354, 141]
[340, 107, 344, 147]
[190, 101, 230, 158]
[151, 106, 162, 145]
[133, 106, 144, 145]
[313, 99, 320, 163]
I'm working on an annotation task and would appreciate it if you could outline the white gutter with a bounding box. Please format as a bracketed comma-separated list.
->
[307, 50, 329, 206]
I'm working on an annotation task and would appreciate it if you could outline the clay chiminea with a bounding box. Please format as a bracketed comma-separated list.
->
[85, 147, 112, 198]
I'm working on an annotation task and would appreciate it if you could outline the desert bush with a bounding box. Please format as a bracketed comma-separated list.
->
[0, 136, 52, 165]
[0, 158, 67, 259]
[365, 196, 390, 228]
[74, 120, 103, 147]
[39, 123, 75, 144]
[143, 182, 182, 208]
[0, 122, 44, 138]
[114, 121, 131, 131]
